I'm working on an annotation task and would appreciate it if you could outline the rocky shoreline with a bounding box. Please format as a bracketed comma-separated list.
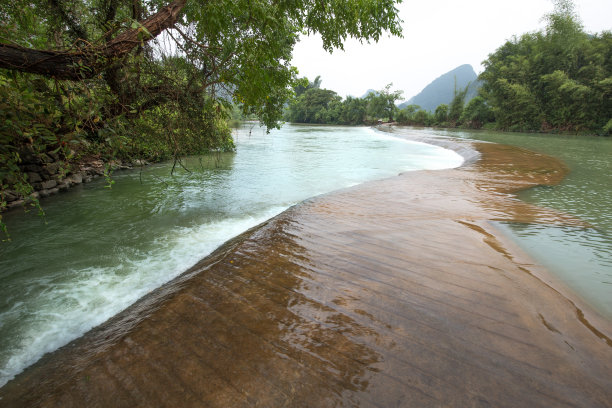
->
[2, 151, 146, 212]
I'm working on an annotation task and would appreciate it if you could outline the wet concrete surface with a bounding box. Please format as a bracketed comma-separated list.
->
[1, 138, 611, 407]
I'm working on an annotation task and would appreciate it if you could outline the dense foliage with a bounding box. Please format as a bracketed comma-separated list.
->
[283, 76, 473, 128]
[284, 80, 402, 125]
[0, 0, 403, 232]
[479, 0, 612, 134]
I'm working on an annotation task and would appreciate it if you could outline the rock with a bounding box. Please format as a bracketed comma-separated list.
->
[83, 176, 92, 183]
[27, 172, 42, 183]
[2, 174, 18, 185]
[3, 191, 19, 202]
[38, 189, 50, 198]
[41, 180, 57, 190]
[38, 188, 60, 198]
[20, 153, 36, 163]
[24, 165, 43, 173]
[44, 162, 61, 175]
[58, 183, 69, 191]
[7, 199, 24, 209]
[29, 192, 39, 200]
[68, 173, 83, 185]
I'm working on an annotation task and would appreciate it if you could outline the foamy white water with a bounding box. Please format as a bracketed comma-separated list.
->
[0, 124, 463, 386]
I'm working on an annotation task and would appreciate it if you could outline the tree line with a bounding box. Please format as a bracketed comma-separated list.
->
[284, 78, 402, 125]
[286, 0, 612, 136]
[480, 0, 611, 134]
[283, 77, 495, 129]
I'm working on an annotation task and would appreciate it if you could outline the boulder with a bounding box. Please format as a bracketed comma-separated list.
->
[24, 164, 43, 173]
[68, 173, 83, 185]
[3, 191, 19, 202]
[41, 180, 57, 190]
[38, 189, 50, 198]
[44, 162, 61, 175]
[7, 199, 24, 209]
[27, 172, 42, 183]
[38, 188, 60, 198]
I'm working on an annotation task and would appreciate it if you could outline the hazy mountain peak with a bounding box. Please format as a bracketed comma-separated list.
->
[398, 65, 479, 111]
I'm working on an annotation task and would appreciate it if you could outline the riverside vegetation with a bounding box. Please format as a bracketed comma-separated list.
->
[284, 0, 611, 135]
[0, 0, 404, 236]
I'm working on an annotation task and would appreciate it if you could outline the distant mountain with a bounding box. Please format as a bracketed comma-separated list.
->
[360, 89, 377, 99]
[398, 64, 480, 112]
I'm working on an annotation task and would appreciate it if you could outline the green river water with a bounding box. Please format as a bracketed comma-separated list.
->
[0, 124, 463, 387]
[408, 127, 612, 319]
[0, 124, 610, 388]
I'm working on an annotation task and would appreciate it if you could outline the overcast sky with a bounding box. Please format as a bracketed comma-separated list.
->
[290, 0, 612, 101]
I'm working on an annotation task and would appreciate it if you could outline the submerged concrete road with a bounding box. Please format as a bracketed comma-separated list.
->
[1, 140, 611, 407]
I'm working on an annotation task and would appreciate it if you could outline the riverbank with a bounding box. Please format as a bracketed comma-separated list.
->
[1, 137, 610, 406]
[0, 152, 147, 213]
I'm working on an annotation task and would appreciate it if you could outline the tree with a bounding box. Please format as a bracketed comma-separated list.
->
[396, 104, 417, 123]
[434, 104, 448, 125]
[0, 0, 402, 130]
[448, 81, 469, 124]
[366, 83, 403, 121]
[459, 96, 493, 128]
[396, 104, 432, 126]
[338, 96, 368, 125]
[294, 75, 322, 97]
[285, 87, 341, 124]
[478, 0, 611, 133]
[413, 109, 431, 126]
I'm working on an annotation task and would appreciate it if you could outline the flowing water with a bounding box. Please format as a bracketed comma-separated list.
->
[0, 124, 464, 387]
[399, 127, 612, 319]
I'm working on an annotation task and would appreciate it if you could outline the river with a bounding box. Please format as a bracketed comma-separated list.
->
[0, 124, 463, 387]
[1, 124, 611, 388]
[389, 126, 612, 320]
[467, 130, 612, 319]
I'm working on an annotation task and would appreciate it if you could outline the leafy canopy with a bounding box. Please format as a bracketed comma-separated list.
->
[479, 0, 612, 133]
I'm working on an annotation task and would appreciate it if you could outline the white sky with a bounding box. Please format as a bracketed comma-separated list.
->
[290, 0, 612, 101]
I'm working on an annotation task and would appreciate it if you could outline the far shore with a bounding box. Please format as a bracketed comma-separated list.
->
[1, 132, 611, 407]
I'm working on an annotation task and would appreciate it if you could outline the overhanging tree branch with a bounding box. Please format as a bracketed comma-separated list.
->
[0, 0, 186, 80]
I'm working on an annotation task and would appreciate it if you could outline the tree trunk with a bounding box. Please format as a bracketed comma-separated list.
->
[0, 0, 186, 80]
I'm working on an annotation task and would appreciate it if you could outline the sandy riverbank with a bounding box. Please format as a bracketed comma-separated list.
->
[1, 137, 610, 407]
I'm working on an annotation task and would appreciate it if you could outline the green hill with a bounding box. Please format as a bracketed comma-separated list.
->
[399, 64, 480, 112]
